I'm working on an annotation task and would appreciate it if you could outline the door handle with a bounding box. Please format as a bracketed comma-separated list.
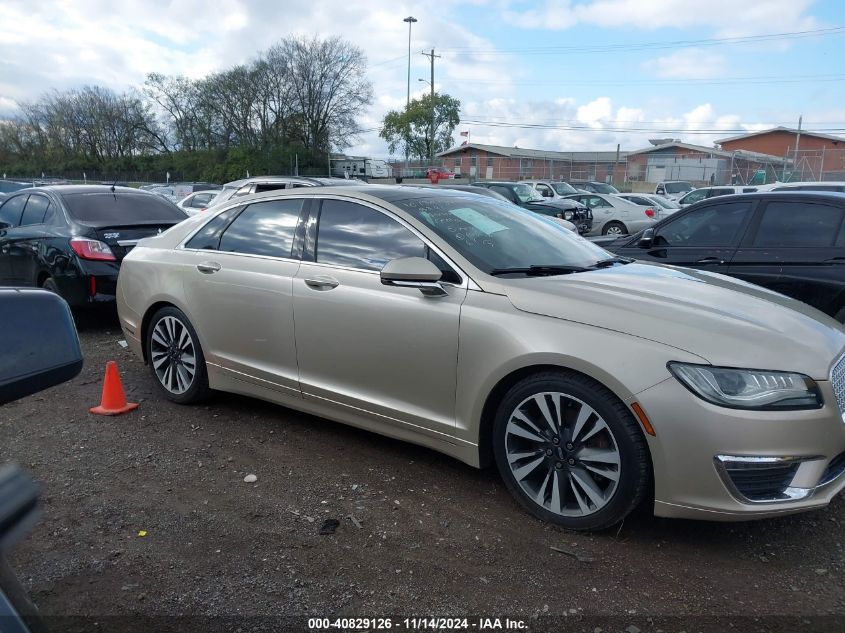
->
[696, 257, 725, 265]
[196, 261, 221, 274]
[304, 276, 339, 290]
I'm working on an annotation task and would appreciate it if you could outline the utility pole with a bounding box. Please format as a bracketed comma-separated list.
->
[792, 115, 803, 179]
[402, 16, 417, 173]
[421, 48, 441, 165]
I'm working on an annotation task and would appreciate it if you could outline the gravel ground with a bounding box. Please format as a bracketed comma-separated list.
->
[1, 310, 844, 633]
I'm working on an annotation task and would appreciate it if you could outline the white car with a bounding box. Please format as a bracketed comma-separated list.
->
[615, 193, 681, 220]
[654, 181, 694, 201]
[520, 180, 580, 199]
[771, 181, 845, 192]
[563, 192, 658, 236]
[677, 185, 765, 207]
[177, 190, 221, 216]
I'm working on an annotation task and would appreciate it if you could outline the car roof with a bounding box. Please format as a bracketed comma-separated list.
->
[9, 185, 147, 197]
[221, 175, 355, 188]
[691, 190, 845, 204]
[224, 184, 489, 206]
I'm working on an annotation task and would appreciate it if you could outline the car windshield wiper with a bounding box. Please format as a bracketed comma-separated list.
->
[489, 265, 591, 276]
[592, 256, 634, 268]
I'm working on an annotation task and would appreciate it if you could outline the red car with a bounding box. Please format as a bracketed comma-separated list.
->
[425, 167, 455, 180]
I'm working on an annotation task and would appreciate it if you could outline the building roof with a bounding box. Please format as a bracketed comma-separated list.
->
[628, 141, 789, 164]
[715, 126, 845, 145]
[437, 142, 627, 162]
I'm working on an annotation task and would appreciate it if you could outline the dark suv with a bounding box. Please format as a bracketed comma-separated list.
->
[604, 191, 845, 321]
[0, 185, 188, 306]
[471, 181, 592, 234]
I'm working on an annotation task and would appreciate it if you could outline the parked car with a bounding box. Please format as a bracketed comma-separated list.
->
[677, 185, 763, 206]
[118, 185, 845, 530]
[412, 184, 578, 232]
[178, 190, 221, 216]
[425, 166, 455, 180]
[520, 180, 580, 199]
[211, 176, 360, 208]
[568, 181, 620, 194]
[654, 181, 694, 200]
[472, 181, 592, 234]
[562, 192, 657, 236]
[771, 181, 845, 192]
[0, 185, 188, 306]
[615, 193, 681, 220]
[604, 191, 845, 322]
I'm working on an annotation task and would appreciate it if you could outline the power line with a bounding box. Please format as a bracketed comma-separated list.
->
[458, 119, 845, 135]
[439, 26, 845, 56]
[441, 73, 845, 87]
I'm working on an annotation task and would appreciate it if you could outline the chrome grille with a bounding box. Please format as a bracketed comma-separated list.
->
[831, 354, 845, 419]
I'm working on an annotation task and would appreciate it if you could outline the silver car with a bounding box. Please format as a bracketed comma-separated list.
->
[212, 175, 361, 207]
[117, 186, 845, 531]
[563, 192, 658, 236]
[615, 193, 681, 220]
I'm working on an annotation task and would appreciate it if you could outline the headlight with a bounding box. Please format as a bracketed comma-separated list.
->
[563, 210, 574, 220]
[667, 363, 822, 410]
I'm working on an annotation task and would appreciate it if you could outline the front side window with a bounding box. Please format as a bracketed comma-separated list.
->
[755, 202, 843, 248]
[536, 184, 554, 197]
[315, 200, 425, 271]
[218, 199, 303, 258]
[655, 202, 751, 248]
[185, 206, 243, 250]
[709, 188, 735, 198]
[681, 189, 708, 205]
[0, 195, 28, 228]
[393, 195, 609, 273]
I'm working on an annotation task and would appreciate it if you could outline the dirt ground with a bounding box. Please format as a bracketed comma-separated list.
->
[1, 310, 844, 633]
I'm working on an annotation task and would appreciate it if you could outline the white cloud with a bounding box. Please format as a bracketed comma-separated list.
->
[643, 47, 727, 79]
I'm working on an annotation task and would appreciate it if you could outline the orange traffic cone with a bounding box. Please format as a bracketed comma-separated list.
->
[89, 361, 139, 416]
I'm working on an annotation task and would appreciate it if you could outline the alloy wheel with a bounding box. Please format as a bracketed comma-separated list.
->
[150, 316, 197, 394]
[605, 224, 624, 236]
[505, 392, 621, 517]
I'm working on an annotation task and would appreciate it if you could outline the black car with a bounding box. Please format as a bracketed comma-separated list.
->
[471, 181, 593, 234]
[0, 185, 188, 306]
[604, 191, 845, 322]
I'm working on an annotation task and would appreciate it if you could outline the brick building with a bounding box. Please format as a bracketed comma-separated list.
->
[436, 143, 627, 183]
[715, 127, 845, 181]
[626, 141, 788, 186]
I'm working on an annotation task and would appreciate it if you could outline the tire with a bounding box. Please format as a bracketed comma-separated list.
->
[492, 370, 649, 531]
[146, 306, 210, 404]
[602, 221, 627, 236]
[834, 307, 845, 324]
[41, 277, 59, 294]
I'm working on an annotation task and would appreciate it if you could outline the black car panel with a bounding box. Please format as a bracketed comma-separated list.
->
[607, 192, 845, 321]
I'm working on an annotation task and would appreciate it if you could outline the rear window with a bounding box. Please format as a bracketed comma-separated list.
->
[62, 192, 187, 223]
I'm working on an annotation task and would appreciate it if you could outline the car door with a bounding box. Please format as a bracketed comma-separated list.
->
[182, 198, 306, 396]
[731, 198, 845, 315]
[293, 197, 467, 435]
[535, 183, 555, 199]
[628, 200, 753, 272]
[0, 195, 29, 284]
[10, 194, 53, 286]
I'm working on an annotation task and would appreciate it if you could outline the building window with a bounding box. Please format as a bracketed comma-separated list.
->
[487, 156, 494, 167]
[471, 154, 477, 167]
[454, 158, 460, 168]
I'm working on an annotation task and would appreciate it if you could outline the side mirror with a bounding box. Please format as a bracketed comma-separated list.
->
[656, 187, 665, 195]
[638, 227, 655, 249]
[542, 190, 552, 197]
[0, 289, 83, 405]
[381, 257, 447, 297]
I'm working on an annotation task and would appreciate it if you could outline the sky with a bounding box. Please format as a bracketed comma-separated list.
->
[1, 0, 844, 158]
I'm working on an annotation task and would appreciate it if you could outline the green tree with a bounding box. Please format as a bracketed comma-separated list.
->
[380, 93, 460, 162]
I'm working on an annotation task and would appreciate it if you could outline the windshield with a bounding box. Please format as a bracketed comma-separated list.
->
[551, 182, 578, 195]
[592, 183, 620, 194]
[665, 182, 693, 193]
[514, 183, 544, 203]
[393, 195, 610, 273]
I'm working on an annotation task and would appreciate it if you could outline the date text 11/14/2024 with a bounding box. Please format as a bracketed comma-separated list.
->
[308, 617, 529, 630]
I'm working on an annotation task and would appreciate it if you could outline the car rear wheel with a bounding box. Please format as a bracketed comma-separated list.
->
[146, 306, 210, 404]
[493, 371, 649, 531]
[602, 221, 626, 236]
[41, 277, 59, 294]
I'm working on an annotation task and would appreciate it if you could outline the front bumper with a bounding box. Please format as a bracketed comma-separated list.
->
[637, 377, 845, 520]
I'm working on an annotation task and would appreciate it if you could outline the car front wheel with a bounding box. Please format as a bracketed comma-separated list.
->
[493, 371, 650, 531]
[146, 306, 210, 404]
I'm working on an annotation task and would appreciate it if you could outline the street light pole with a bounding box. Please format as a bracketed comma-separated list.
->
[402, 16, 417, 172]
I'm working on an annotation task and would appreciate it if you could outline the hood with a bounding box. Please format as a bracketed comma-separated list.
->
[499, 262, 845, 380]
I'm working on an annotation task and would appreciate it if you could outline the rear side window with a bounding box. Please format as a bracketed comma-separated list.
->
[218, 199, 304, 258]
[63, 192, 187, 223]
[185, 206, 243, 250]
[20, 195, 51, 226]
[315, 199, 425, 271]
[254, 183, 289, 194]
[755, 202, 843, 248]
[0, 195, 28, 227]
